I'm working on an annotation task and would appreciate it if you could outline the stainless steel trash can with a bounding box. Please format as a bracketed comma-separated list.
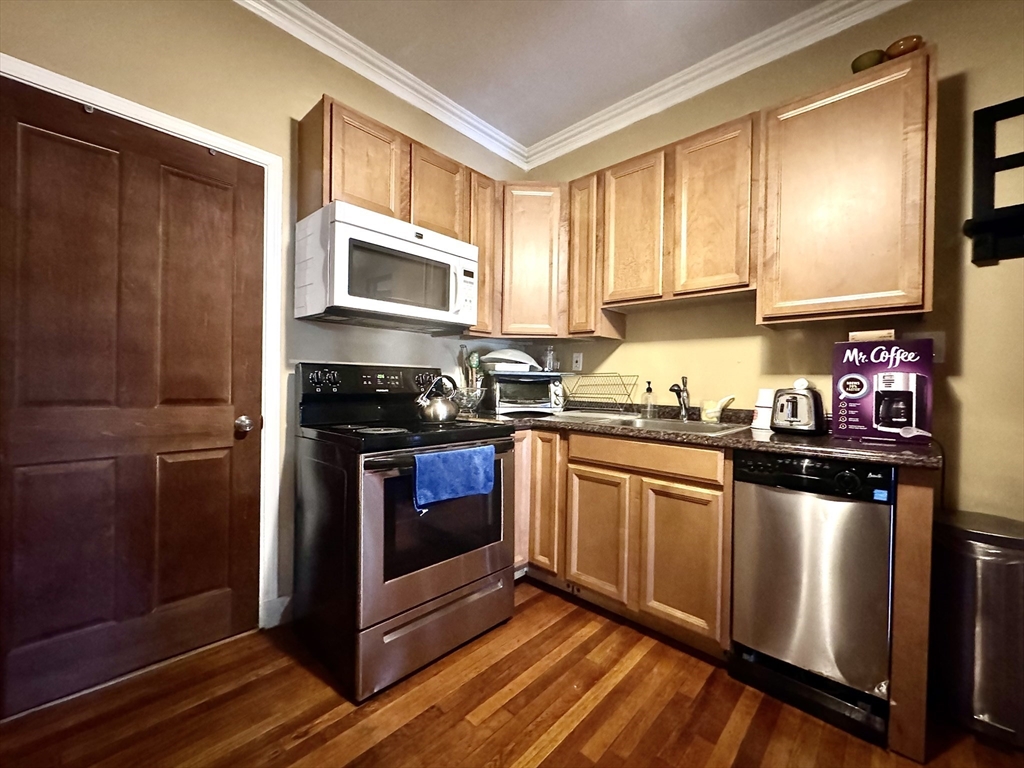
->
[933, 510, 1024, 747]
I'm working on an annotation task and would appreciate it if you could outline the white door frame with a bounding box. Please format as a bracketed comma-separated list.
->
[0, 54, 286, 628]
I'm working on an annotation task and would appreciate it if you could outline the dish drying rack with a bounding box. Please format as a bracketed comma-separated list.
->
[561, 373, 638, 413]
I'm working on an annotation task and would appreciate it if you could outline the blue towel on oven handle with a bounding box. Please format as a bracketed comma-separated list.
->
[413, 445, 496, 513]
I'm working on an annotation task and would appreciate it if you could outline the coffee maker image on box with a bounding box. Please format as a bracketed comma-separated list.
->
[874, 372, 928, 434]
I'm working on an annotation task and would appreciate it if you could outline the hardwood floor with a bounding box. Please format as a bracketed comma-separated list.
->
[1, 582, 1019, 768]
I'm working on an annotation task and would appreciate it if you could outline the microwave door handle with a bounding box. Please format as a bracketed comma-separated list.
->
[450, 266, 460, 313]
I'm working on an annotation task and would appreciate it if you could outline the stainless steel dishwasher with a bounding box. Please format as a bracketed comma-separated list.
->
[729, 450, 896, 743]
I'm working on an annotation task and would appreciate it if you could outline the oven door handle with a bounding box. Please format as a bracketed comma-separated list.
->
[362, 439, 514, 471]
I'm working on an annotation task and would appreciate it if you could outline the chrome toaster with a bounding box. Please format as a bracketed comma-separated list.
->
[770, 379, 827, 435]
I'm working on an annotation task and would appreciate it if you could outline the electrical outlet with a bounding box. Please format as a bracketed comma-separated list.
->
[572, 352, 583, 371]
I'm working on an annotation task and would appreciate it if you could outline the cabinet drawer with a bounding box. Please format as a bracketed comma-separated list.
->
[568, 434, 724, 486]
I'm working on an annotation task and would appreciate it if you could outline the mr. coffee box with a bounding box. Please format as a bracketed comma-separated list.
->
[832, 339, 933, 442]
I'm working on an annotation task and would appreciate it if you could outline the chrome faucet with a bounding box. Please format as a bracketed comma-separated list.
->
[669, 377, 690, 421]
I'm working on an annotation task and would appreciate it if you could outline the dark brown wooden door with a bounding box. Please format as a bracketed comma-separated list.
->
[0, 79, 264, 717]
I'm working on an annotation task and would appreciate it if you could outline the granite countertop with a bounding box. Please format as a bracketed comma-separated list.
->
[475, 410, 943, 470]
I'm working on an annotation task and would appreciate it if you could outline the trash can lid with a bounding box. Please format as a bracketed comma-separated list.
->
[937, 510, 1024, 550]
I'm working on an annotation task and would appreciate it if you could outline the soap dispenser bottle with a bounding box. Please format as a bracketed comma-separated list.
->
[641, 381, 656, 418]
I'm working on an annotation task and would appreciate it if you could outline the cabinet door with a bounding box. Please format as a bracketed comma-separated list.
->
[566, 464, 631, 605]
[411, 143, 469, 240]
[329, 103, 411, 220]
[603, 151, 665, 302]
[502, 184, 567, 336]
[569, 174, 599, 333]
[759, 51, 931, 321]
[671, 116, 753, 294]
[529, 431, 564, 575]
[468, 173, 502, 335]
[512, 430, 532, 569]
[638, 478, 723, 641]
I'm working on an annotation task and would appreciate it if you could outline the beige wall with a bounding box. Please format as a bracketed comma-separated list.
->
[530, 0, 1024, 521]
[0, 0, 525, 609]
[0, 0, 1021, 593]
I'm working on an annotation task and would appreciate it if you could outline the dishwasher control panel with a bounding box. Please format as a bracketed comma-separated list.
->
[734, 450, 896, 503]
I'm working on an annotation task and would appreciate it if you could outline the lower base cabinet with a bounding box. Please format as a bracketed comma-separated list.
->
[520, 431, 730, 653]
[566, 464, 632, 604]
[637, 478, 724, 641]
[515, 430, 565, 577]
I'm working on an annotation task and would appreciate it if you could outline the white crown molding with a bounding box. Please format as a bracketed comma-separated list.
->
[235, 0, 529, 169]
[527, 0, 912, 168]
[238, 0, 910, 172]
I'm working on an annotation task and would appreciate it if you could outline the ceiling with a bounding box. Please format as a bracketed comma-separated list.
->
[243, 0, 908, 167]
[299, 0, 823, 146]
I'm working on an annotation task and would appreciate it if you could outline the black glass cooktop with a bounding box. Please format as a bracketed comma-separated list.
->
[300, 419, 513, 453]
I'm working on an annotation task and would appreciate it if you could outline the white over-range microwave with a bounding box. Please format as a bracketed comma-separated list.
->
[294, 201, 478, 332]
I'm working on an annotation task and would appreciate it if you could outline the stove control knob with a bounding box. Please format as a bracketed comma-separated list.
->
[309, 370, 323, 385]
[324, 370, 339, 386]
[835, 471, 861, 494]
[414, 372, 433, 389]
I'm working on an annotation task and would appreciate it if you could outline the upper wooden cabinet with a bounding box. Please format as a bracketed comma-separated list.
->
[297, 97, 411, 221]
[568, 175, 625, 339]
[501, 183, 567, 336]
[757, 48, 935, 322]
[411, 143, 469, 240]
[670, 115, 756, 295]
[603, 150, 666, 302]
[468, 172, 502, 336]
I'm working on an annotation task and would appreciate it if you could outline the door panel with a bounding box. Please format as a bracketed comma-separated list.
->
[603, 151, 665, 302]
[528, 431, 563, 574]
[17, 127, 120, 407]
[501, 184, 566, 336]
[759, 52, 930, 319]
[468, 172, 501, 335]
[11, 461, 117, 646]
[0, 79, 263, 716]
[156, 450, 232, 605]
[672, 116, 753, 294]
[330, 103, 410, 220]
[638, 478, 723, 640]
[566, 463, 631, 604]
[411, 144, 468, 241]
[159, 169, 234, 404]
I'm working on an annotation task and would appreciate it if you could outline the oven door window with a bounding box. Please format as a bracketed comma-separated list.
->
[497, 381, 551, 405]
[382, 463, 503, 582]
[348, 239, 451, 312]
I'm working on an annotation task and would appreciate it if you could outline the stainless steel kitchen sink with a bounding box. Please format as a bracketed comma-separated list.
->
[601, 417, 748, 435]
[540, 411, 621, 422]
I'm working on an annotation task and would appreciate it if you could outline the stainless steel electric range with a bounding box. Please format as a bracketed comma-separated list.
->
[292, 362, 515, 702]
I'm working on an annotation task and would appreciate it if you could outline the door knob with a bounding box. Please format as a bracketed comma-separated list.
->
[234, 415, 256, 433]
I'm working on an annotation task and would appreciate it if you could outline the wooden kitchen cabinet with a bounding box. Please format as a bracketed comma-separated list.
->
[670, 115, 756, 295]
[528, 431, 565, 576]
[512, 429, 532, 568]
[566, 463, 632, 605]
[297, 96, 411, 221]
[757, 47, 935, 322]
[557, 433, 730, 652]
[568, 174, 626, 339]
[501, 183, 568, 336]
[638, 477, 724, 641]
[411, 143, 469, 240]
[603, 150, 666, 303]
[468, 172, 503, 335]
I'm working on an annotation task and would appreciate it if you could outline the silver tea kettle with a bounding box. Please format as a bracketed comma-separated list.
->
[416, 375, 460, 423]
